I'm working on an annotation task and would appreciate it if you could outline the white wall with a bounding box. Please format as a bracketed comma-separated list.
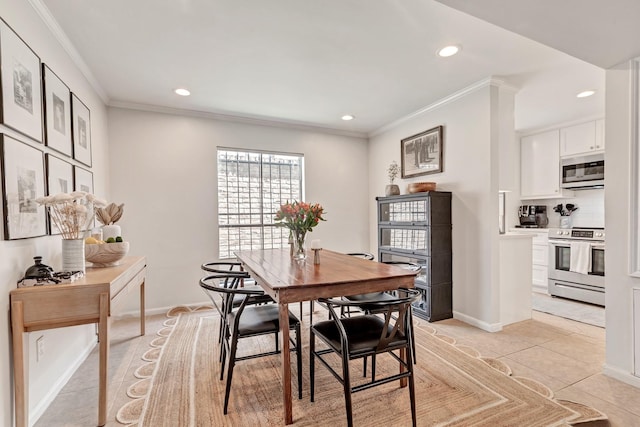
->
[602, 59, 640, 387]
[0, 1, 111, 425]
[368, 80, 511, 330]
[107, 107, 370, 313]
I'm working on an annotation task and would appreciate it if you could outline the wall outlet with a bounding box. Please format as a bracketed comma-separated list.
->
[36, 336, 45, 362]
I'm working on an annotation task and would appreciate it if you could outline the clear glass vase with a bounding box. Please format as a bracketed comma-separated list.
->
[291, 230, 307, 261]
[560, 216, 572, 229]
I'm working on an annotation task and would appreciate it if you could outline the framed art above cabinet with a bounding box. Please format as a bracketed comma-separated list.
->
[0, 18, 43, 143]
[71, 94, 92, 167]
[43, 65, 72, 156]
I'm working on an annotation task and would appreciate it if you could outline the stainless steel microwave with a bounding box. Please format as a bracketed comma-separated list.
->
[561, 153, 604, 189]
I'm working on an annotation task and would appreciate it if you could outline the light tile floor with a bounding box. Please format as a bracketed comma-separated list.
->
[35, 307, 640, 426]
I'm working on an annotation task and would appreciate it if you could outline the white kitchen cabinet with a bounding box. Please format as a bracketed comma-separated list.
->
[509, 228, 549, 294]
[521, 130, 563, 199]
[560, 120, 605, 157]
[531, 231, 549, 294]
[596, 118, 605, 152]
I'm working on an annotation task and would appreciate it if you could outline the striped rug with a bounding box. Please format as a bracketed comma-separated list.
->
[117, 306, 607, 426]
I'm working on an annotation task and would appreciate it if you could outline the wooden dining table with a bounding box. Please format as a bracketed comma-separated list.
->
[234, 248, 418, 425]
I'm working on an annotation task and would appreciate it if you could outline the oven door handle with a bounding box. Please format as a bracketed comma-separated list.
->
[548, 240, 605, 248]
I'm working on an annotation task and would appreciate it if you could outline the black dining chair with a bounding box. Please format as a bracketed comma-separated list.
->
[199, 262, 273, 346]
[342, 261, 421, 373]
[342, 260, 420, 315]
[200, 274, 303, 414]
[307, 252, 377, 324]
[310, 288, 421, 427]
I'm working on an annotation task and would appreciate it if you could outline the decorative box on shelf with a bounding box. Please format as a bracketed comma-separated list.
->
[376, 191, 452, 322]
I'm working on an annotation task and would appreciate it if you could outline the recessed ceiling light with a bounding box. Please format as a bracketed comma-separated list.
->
[437, 45, 461, 57]
[341, 115, 354, 121]
[576, 90, 595, 98]
[175, 88, 191, 96]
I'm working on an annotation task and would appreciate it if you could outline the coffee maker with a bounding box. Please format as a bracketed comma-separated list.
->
[518, 205, 548, 228]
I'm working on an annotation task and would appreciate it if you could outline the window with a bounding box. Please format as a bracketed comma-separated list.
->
[217, 148, 304, 259]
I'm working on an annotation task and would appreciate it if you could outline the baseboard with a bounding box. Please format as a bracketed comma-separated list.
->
[111, 301, 212, 320]
[30, 340, 96, 426]
[602, 364, 640, 388]
[453, 310, 503, 332]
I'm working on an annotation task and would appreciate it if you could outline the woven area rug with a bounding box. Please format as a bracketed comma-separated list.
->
[117, 306, 607, 426]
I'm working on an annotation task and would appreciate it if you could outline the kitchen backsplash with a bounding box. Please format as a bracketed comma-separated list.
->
[527, 189, 604, 228]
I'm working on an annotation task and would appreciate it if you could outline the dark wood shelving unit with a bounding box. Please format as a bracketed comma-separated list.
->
[376, 191, 452, 322]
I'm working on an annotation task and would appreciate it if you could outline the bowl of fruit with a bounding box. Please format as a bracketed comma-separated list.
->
[84, 236, 129, 267]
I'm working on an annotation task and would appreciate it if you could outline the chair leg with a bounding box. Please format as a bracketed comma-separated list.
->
[310, 300, 314, 324]
[309, 329, 316, 402]
[409, 310, 417, 364]
[223, 335, 239, 414]
[371, 353, 376, 381]
[219, 339, 227, 381]
[295, 322, 302, 399]
[362, 356, 367, 377]
[300, 301, 304, 319]
[407, 345, 417, 427]
[341, 351, 353, 427]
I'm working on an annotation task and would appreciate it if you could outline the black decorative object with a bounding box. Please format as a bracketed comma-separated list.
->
[24, 256, 54, 280]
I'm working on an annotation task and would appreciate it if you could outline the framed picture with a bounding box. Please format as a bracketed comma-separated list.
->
[71, 94, 92, 167]
[43, 65, 72, 156]
[0, 19, 43, 143]
[74, 165, 94, 228]
[0, 135, 47, 239]
[73, 165, 93, 193]
[401, 125, 443, 178]
[46, 154, 73, 234]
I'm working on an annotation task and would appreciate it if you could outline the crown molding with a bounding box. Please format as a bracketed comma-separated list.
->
[108, 101, 369, 139]
[28, 0, 109, 103]
[369, 76, 519, 137]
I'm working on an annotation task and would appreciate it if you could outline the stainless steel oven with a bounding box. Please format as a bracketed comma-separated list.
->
[548, 227, 605, 306]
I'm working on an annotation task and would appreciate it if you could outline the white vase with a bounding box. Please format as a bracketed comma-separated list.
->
[560, 216, 572, 229]
[102, 224, 121, 241]
[61, 239, 85, 273]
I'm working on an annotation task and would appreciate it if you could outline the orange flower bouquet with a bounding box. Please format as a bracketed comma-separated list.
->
[274, 201, 325, 260]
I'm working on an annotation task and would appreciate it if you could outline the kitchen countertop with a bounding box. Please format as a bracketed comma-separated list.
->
[501, 232, 535, 239]
[508, 228, 550, 233]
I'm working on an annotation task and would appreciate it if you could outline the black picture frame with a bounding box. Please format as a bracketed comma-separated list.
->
[45, 153, 73, 235]
[0, 134, 47, 239]
[74, 165, 94, 228]
[0, 18, 43, 143]
[401, 125, 444, 178]
[43, 64, 72, 156]
[71, 94, 92, 167]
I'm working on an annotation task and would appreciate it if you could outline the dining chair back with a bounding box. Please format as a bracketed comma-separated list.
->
[199, 274, 303, 414]
[345, 252, 375, 260]
[310, 288, 421, 427]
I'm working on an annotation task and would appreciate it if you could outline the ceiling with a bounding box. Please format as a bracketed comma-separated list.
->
[36, 0, 618, 136]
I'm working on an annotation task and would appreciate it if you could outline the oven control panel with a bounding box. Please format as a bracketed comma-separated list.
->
[549, 228, 605, 241]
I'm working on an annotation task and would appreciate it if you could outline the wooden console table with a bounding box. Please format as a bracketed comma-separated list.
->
[10, 256, 147, 427]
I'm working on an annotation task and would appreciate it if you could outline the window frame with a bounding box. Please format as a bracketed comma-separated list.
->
[216, 147, 304, 259]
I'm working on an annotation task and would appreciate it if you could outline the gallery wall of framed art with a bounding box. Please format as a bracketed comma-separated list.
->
[0, 16, 94, 240]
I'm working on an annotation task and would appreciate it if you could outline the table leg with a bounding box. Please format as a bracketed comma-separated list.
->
[399, 348, 408, 387]
[11, 301, 27, 427]
[98, 293, 109, 426]
[279, 303, 293, 425]
[140, 279, 146, 336]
